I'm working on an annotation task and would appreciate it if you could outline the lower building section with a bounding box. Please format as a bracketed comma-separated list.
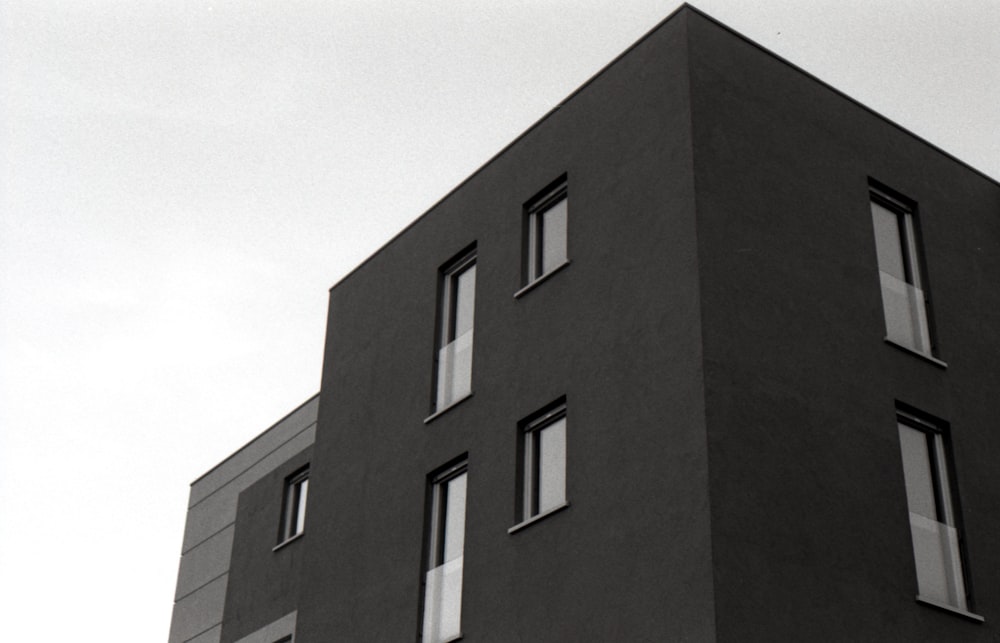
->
[168, 396, 317, 643]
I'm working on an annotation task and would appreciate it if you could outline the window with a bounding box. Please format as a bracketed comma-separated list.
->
[896, 409, 972, 614]
[279, 467, 309, 543]
[433, 248, 476, 412]
[515, 400, 567, 526]
[870, 185, 933, 354]
[421, 459, 468, 643]
[523, 177, 568, 286]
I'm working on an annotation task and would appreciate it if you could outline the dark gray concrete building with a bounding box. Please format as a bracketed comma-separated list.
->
[169, 5, 999, 642]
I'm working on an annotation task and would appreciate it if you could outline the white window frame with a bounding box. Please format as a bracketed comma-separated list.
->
[510, 400, 569, 533]
[420, 459, 468, 643]
[278, 467, 309, 545]
[518, 178, 569, 294]
[896, 409, 980, 620]
[870, 185, 935, 357]
[431, 248, 476, 416]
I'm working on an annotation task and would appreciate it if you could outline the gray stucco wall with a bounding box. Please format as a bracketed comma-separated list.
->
[296, 9, 714, 642]
[687, 9, 998, 641]
[220, 446, 312, 643]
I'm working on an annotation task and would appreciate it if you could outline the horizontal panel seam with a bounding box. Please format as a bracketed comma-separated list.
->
[182, 621, 222, 643]
[174, 570, 229, 603]
[188, 422, 315, 510]
[181, 522, 235, 556]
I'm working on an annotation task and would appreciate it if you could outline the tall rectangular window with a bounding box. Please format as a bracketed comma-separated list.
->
[279, 466, 309, 543]
[870, 186, 933, 354]
[896, 410, 970, 612]
[516, 400, 567, 524]
[523, 178, 568, 286]
[434, 249, 476, 411]
[421, 459, 468, 643]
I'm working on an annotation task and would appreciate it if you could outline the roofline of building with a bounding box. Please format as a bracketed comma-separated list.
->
[327, 3, 690, 293]
[189, 392, 320, 487]
[688, 3, 999, 188]
[327, 3, 996, 294]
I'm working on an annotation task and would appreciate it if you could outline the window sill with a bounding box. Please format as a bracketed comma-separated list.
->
[513, 261, 571, 299]
[508, 502, 570, 534]
[916, 596, 984, 622]
[424, 393, 474, 424]
[884, 339, 948, 368]
[272, 532, 304, 552]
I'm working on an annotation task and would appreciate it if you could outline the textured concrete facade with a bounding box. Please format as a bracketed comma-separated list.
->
[683, 12, 1000, 641]
[298, 9, 712, 641]
[169, 6, 998, 642]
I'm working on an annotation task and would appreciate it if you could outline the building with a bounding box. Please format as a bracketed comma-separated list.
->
[169, 395, 318, 643]
[169, 5, 999, 642]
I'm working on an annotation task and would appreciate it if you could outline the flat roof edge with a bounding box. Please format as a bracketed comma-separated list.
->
[327, 3, 693, 293]
[189, 392, 321, 487]
[325, 2, 996, 294]
[680, 4, 999, 188]
[327, 3, 996, 295]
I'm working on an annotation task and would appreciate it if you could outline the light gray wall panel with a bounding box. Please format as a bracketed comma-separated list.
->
[168, 575, 228, 643]
[175, 525, 235, 601]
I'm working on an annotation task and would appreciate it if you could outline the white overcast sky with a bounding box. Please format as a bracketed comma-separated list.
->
[1, 1, 997, 640]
